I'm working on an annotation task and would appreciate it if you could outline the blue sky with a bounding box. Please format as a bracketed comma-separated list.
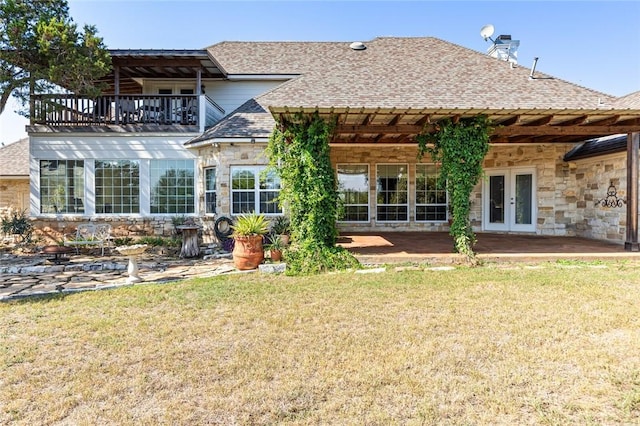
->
[1, 0, 639, 144]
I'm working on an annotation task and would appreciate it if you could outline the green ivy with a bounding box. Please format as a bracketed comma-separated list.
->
[267, 112, 360, 275]
[416, 116, 491, 261]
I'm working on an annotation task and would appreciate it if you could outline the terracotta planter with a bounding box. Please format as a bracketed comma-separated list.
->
[279, 234, 290, 245]
[270, 249, 283, 262]
[232, 235, 265, 270]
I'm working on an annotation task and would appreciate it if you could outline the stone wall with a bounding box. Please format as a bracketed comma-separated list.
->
[30, 216, 219, 246]
[569, 153, 628, 243]
[486, 143, 577, 236]
[331, 143, 577, 235]
[0, 178, 29, 217]
[192, 142, 600, 237]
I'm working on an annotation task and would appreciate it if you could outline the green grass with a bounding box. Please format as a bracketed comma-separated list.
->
[2, 262, 640, 424]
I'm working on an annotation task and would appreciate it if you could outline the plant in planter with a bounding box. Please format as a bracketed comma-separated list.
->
[270, 215, 291, 245]
[265, 234, 286, 262]
[231, 212, 269, 270]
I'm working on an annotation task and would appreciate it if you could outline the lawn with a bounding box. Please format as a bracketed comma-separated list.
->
[2, 262, 640, 424]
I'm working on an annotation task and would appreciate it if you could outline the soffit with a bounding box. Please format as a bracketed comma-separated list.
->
[99, 50, 224, 94]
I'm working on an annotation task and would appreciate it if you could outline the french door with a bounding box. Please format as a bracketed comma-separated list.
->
[483, 168, 536, 232]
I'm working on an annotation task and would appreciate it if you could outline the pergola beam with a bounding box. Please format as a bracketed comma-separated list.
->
[335, 124, 640, 137]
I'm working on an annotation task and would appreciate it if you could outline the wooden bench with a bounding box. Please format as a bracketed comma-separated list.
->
[64, 223, 112, 256]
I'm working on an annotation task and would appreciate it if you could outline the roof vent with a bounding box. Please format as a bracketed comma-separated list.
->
[349, 41, 366, 51]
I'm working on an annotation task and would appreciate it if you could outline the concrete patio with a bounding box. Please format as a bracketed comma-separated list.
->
[338, 232, 640, 264]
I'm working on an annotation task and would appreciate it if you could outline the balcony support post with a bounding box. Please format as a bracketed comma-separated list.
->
[114, 65, 120, 125]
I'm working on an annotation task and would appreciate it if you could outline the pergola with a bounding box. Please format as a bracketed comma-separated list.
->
[270, 105, 640, 250]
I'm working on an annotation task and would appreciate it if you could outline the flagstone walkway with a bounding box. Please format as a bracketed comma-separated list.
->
[0, 252, 237, 301]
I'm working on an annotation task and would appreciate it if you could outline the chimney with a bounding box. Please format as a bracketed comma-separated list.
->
[487, 34, 520, 64]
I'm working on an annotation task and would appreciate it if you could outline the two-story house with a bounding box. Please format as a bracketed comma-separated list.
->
[26, 37, 640, 249]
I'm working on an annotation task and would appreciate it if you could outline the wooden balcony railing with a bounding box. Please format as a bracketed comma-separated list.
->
[31, 94, 225, 129]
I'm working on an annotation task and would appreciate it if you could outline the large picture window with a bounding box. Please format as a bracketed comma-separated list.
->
[416, 164, 448, 221]
[337, 164, 369, 222]
[231, 166, 281, 215]
[150, 160, 195, 214]
[39, 160, 85, 214]
[95, 160, 140, 214]
[376, 164, 408, 222]
[205, 167, 216, 214]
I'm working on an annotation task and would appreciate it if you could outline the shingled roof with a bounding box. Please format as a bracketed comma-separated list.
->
[0, 138, 29, 177]
[563, 134, 628, 161]
[185, 99, 275, 147]
[617, 91, 640, 109]
[207, 41, 349, 76]
[256, 37, 616, 111]
[190, 37, 640, 146]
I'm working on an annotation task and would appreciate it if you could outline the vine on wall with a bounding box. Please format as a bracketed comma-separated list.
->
[417, 116, 492, 261]
[267, 112, 359, 275]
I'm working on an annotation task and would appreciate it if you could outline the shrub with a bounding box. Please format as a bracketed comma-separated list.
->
[284, 242, 360, 276]
[137, 236, 180, 247]
[1, 209, 34, 243]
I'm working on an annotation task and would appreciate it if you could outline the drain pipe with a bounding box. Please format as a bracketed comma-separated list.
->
[529, 57, 539, 79]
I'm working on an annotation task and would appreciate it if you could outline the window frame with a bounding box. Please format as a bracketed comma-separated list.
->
[230, 165, 282, 216]
[415, 163, 449, 223]
[39, 160, 85, 215]
[375, 163, 410, 223]
[149, 159, 196, 215]
[336, 163, 370, 223]
[204, 166, 217, 215]
[94, 159, 140, 215]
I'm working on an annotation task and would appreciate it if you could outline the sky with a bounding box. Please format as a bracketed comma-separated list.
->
[1, 0, 639, 145]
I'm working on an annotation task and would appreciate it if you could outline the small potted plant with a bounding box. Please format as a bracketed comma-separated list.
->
[231, 212, 269, 270]
[270, 215, 291, 245]
[265, 234, 286, 262]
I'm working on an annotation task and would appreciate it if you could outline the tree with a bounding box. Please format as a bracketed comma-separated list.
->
[0, 0, 111, 116]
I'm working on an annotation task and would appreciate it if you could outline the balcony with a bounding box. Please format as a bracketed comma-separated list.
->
[31, 94, 225, 132]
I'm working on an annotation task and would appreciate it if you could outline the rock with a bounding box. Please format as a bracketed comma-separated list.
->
[258, 263, 286, 274]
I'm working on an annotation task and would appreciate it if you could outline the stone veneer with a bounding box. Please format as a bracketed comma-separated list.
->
[331, 143, 580, 235]
[0, 178, 29, 216]
[26, 141, 629, 246]
[569, 152, 628, 243]
[195, 142, 603, 238]
[30, 216, 219, 246]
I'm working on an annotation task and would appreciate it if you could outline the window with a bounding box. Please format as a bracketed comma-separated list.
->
[95, 160, 140, 214]
[231, 166, 281, 215]
[205, 167, 216, 214]
[150, 160, 195, 214]
[376, 164, 408, 222]
[416, 164, 448, 221]
[337, 164, 369, 222]
[39, 160, 85, 214]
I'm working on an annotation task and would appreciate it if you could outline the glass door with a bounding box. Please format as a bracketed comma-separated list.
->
[484, 168, 536, 232]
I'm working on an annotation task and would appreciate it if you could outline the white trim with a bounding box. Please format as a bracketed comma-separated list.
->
[375, 163, 410, 224]
[483, 167, 537, 232]
[414, 163, 449, 223]
[229, 165, 282, 216]
[204, 166, 217, 215]
[226, 74, 298, 81]
[209, 138, 269, 144]
[336, 163, 370, 224]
